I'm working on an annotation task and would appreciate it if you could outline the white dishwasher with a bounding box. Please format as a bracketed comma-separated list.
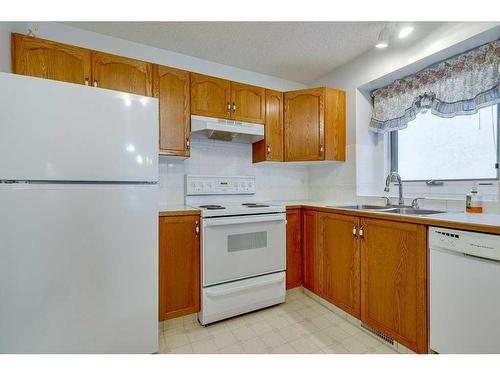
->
[429, 227, 500, 354]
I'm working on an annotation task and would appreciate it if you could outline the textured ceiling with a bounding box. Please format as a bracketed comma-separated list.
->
[63, 22, 442, 84]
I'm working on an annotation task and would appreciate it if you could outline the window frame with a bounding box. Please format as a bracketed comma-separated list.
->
[390, 104, 500, 182]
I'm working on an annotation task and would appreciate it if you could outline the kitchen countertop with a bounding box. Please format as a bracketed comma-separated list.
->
[273, 200, 500, 235]
[158, 200, 500, 234]
[158, 204, 200, 217]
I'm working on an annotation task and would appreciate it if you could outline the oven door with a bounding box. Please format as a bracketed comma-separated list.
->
[202, 213, 286, 286]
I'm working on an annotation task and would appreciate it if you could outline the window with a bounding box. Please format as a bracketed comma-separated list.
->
[391, 104, 499, 181]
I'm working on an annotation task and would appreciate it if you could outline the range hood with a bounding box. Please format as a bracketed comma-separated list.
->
[191, 115, 264, 143]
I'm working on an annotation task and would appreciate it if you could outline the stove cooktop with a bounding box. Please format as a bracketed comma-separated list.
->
[197, 202, 284, 217]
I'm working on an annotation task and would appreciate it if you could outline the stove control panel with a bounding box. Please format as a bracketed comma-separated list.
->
[186, 175, 256, 195]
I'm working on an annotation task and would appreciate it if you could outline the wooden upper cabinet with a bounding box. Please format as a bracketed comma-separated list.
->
[230, 82, 266, 124]
[284, 87, 345, 162]
[285, 88, 324, 161]
[285, 208, 302, 289]
[360, 218, 428, 353]
[158, 214, 200, 321]
[252, 89, 284, 163]
[11, 33, 91, 85]
[153, 65, 190, 157]
[91, 51, 153, 96]
[318, 213, 361, 318]
[190, 73, 231, 119]
[324, 88, 346, 161]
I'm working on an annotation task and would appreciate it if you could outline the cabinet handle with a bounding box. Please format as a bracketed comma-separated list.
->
[267, 145, 271, 155]
[319, 145, 324, 154]
[353, 225, 357, 237]
[186, 138, 190, 150]
[359, 225, 364, 239]
[232, 102, 236, 112]
[93, 80, 98, 87]
[195, 221, 199, 235]
[227, 102, 231, 112]
[84, 78, 89, 86]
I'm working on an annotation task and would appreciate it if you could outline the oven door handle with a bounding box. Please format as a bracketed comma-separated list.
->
[205, 276, 283, 297]
[204, 215, 285, 227]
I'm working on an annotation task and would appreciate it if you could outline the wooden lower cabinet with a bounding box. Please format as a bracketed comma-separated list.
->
[285, 209, 302, 289]
[360, 218, 428, 353]
[301, 209, 320, 294]
[318, 212, 361, 318]
[299, 209, 428, 353]
[158, 214, 200, 321]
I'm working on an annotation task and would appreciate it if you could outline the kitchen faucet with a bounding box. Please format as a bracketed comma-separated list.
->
[384, 171, 405, 205]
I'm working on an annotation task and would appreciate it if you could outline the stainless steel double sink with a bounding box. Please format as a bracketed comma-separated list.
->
[328, 204, 446, 216]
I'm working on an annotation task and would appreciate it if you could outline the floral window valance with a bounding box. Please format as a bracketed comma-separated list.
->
[369, 40, 500, 133]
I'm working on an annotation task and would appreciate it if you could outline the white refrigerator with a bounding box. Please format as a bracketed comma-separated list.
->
[0, 73, 159, 353]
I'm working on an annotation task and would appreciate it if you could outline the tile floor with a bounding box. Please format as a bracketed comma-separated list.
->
[158, 288, 398, 354]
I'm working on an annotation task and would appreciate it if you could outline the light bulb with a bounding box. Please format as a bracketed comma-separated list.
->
[398, 25, 414, 39]
[375, 23, 390, 49]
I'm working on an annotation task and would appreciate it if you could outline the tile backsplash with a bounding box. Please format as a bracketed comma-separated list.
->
[158, 138, 309, 205]
[158, 138, 499, 214]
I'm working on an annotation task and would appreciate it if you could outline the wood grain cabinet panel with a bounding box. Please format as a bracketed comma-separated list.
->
[11, 33, 91, 85]
[153, 65, 190, 157]
[284, 88, 324, 161]
[91, 51, 153, 96]
[284, 87, 345, 162]
[190, 73, 231, 119]
[301, 209, 322, 295]
[286, 209, 302, 289]
[360, 218, 428, 353]
[318, 213, 361, 318]
[252, 89, 284, 162]
[158, 214, 200, 321]
[230, 82, 266, 124]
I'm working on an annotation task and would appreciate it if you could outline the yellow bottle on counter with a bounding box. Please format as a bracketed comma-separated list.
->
[466, 182, 483, 214]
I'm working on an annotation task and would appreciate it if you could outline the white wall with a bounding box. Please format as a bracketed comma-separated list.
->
[308, 22, 500, 208]
[0, 21, 309, 205]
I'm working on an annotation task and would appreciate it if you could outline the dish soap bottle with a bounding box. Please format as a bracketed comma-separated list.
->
[466, 182, 483, 213]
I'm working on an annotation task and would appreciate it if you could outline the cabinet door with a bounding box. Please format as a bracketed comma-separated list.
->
[324, 88, 346, 161]
[301, 209, 321, 294]
[252, 89, 283, 162]
[11, 33, 91, 85]
[153, 65, 190, 157]
[230, 82, 266, 124]
[91, 51, 153, 96]
[286, 209, 302, 289]
[360, 218, 428, 353]
[318, 213, 360, 318]
[284, 88, 325, 161]
[158, 215, 200, 321]
[190, 73, 231, 119]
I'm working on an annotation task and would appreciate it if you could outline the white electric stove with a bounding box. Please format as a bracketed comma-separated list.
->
[185, 175, 286, 325]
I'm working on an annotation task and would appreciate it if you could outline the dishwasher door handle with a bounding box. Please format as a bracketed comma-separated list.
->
[464, 252, 500, 264]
